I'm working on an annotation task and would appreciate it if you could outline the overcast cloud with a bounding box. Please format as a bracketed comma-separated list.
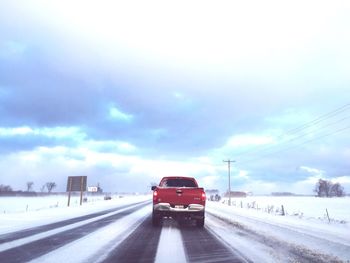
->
[0, 0, 349, 194]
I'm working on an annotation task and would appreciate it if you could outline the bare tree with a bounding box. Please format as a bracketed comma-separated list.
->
[0, 184, 13, 192]
[314, 179, 345, 197]
[40, 184, 46, 192]
[46, 182, 57, 193]
[314, 179, 332, 197]
[330, 183, 345, 197]
[26, 182, 34, 192]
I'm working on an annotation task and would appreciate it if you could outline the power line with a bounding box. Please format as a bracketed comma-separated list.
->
[234, 103, 350, 158]
[239, 115, 350, 160]
[239, 125, 350, 164]
[283, 103, 350, 135]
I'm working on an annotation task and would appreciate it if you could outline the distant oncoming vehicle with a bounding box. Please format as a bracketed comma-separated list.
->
[151, 176, 206, 227]
[210, 194, 221, 201]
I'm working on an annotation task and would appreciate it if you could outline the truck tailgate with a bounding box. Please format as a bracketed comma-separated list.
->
[156, 187, 204, 205]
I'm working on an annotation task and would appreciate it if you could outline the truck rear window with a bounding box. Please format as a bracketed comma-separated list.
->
[160, 178, 197, 187]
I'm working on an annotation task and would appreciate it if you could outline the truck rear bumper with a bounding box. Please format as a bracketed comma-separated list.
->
[153, 203, 205, 220]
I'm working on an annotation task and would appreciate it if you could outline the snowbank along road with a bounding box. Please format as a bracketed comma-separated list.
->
[0, 199, 348, 263]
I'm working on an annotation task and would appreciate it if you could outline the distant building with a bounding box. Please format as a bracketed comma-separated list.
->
[224, 191, 247, 198]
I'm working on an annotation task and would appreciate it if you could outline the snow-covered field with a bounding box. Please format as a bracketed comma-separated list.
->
[0, 194, 150, 234]
[221, 196, 350, 223]
[0, 194, 133, 213]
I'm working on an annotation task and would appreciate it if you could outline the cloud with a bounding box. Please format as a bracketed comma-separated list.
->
[85, 140, 137, 154]
[0, 126, 33, 136]
[237, 170, 249, 179]
[0, 126, 86, 139]
[223, 134, 275, 150]
[200, 175, 221, 189]
[299, 166, 325, 176]
[239, 180, 279, 195]
[108, 106, 133, 122]
[0, 1, 349, 193]
[0, 126, 87, 154]
[0, 144, 213, 192]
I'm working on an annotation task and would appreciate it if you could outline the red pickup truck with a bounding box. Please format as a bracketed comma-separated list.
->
[151, 176, 206, 227]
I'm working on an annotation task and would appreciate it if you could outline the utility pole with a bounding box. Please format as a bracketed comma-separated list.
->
[223, 159, 235, 206]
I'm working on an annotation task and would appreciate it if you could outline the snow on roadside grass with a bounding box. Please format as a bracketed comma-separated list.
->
[0, 194, 151, 235]
[220, 196, 350, 223]
[206, 197, 350, 262]
[207, 200, 350, 243]
[0, 194, 139, 213]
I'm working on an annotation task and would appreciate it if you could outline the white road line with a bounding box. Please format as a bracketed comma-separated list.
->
[155, 221, 187, 263]
[0, 202, 145, 253]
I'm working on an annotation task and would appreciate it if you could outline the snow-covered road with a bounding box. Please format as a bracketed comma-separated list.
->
[0, 196, 349, 262]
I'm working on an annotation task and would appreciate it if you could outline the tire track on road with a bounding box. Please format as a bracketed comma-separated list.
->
[179, 221, 248, 263]
[101, 215, 162, 263]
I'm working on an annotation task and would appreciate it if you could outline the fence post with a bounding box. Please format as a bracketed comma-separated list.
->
[326, 208, 330, 223]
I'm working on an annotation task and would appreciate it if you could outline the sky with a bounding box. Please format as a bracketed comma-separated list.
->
[0, 0, 349, 194]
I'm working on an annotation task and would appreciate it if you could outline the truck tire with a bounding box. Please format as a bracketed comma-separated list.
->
[196, 218, 205, 228]
[152, 211, 161, 227]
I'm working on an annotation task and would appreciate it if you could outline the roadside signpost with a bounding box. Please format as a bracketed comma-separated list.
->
[66, 176, 87, 206]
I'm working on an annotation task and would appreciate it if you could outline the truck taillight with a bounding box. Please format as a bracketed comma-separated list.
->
[201, 192, 206, 202]
[153, 190, 158, 203]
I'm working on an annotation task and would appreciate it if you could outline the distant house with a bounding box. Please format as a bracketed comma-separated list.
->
[224, 191, 247, 198]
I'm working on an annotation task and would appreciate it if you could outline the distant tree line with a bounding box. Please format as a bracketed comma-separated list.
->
[0, 184, 13, 192]
[0, 181, 57, 195]
[314, 179, 345, 197]
[45, 182, 57, 193]
[271, 192, 295, 196]
[26, 181, 34, 192]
